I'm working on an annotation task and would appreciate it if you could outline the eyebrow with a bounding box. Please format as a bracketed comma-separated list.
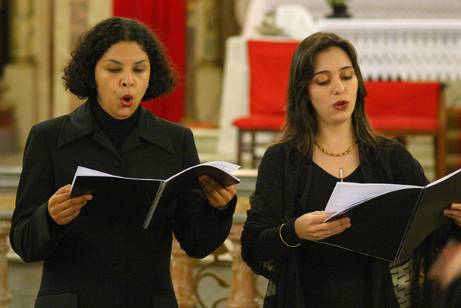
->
[313, 65, 354, 76]
[104, 59, 148, 65]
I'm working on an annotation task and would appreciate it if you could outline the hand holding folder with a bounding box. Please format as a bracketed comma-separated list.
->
[319, 168, 461, 262]
[69, 161, 240, 228]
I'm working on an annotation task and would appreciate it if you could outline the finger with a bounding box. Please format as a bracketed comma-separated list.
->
[223, 184, 237, 196]
[307, 212, 331, 225]
[51, 194, 91, 212]
[445, 209, 461, 220]
[316, 219, 351, 238]
[204, 188, 228, 207]
[450, 203, 461, 210]
[49, 190, 72, 204]
[199, 179, 216, 198]
[57, 207, 83, 225]
[53, 200, 87, 222]
[51, 185, 72, 200]
[311, 216, 350, 233]
[49, 195, 91, 220]
[326, 222, 351, 237]
[56, 184, 72, 194]
[199, 175, 222, 191]
[199, 176, 231, 203]
[58, 202, 85, 219]
[307, 217, 351, 240]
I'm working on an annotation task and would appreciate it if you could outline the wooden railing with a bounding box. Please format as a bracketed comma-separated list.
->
[0, 192, 14, 308]
[171, 213, 260, 308]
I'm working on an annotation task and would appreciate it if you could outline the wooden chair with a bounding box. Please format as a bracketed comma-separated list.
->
[232, 40, 298, 168]
[365, 81, 446, 178]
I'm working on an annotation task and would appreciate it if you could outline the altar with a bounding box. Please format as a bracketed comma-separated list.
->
[217, 18, 461, 159]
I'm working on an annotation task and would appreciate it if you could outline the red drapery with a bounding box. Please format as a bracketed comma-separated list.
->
[113, 0, 186, 122]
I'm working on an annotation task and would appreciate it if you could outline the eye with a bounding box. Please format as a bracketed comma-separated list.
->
[133, 68, 145, 73]
[341, 69, 355, 80]
[316, 79, 330, 86]
[107, 68, 121, 73]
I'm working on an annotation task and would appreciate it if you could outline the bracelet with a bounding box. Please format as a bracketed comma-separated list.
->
[278, 223, 301, 248]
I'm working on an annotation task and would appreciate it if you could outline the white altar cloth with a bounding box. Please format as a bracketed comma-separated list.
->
[217, 19, 461, 158]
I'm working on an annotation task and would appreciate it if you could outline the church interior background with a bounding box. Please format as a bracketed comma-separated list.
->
[1, 0, 461, 307]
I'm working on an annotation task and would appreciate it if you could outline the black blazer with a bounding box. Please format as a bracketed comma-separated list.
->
[10, 102, 235, 308]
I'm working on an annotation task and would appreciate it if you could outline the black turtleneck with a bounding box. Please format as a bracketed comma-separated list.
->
[90, 99, 140, 149]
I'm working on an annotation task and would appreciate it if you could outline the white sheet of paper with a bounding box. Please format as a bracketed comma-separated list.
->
[72, 161, 241, 189]
[165, 160, 240, 182]
[202, 161, 240, 174]
[324, 182, 420, 215]
[71, 166, 156, 188]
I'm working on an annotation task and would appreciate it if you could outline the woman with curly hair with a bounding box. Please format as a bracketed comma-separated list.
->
[10, 17, 237, 308]
[241, 32, 461, 307]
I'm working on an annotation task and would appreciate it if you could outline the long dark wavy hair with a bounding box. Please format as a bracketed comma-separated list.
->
[63, 17, 176, 101]
[278, 32, 378, 157]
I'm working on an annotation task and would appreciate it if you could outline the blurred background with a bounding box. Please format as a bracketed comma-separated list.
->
[1, 0, 461, 307]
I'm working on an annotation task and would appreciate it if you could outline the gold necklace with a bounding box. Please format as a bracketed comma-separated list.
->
[314, 140, 356, 157]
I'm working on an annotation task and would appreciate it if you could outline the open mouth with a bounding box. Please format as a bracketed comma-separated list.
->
[121, 95, 133, 107]
[333, 100, 348, 110]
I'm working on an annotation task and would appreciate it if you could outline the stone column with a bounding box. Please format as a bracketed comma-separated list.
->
[227, 223, 258, 308]
[171, 238, 197, 308]
[0, 219, 11, 308]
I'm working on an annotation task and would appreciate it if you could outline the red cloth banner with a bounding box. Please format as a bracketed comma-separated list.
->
[113, 0, 186, 122]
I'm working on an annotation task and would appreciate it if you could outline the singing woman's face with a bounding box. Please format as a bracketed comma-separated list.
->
[94, 41, 151, 119]
[308, 46, 358, 128]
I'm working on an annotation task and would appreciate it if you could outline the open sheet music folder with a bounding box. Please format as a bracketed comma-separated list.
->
[69, 161, 240, 229]
[319, 168, 461, 262]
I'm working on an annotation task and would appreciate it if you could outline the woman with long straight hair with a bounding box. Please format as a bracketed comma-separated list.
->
[241, 32, 461, 307]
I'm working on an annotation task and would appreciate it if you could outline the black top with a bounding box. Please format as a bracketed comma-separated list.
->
[297, 163, 373, 307]
[10, 102, 236, 307]
[241, 139, 458, 308]
[90, 99, 140, 149]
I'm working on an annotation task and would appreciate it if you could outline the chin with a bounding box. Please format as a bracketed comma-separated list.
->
[332, 115, 353, 125]
[111, 112, 131, 120]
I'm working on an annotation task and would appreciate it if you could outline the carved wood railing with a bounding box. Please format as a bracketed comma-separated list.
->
[226, 217, 259, 308]
[0, 190, 14, 308]
[0, 218, 11, 308]
[171, 238, 198, 307]
[171, 216, 260, 308]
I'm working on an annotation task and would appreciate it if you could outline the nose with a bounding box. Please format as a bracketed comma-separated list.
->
[120, 72, 134, 87]
[332, 78, 345, 95]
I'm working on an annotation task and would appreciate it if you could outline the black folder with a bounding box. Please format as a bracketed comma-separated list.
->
[69, 162, 240, 229]
[319, 168, 461, 262]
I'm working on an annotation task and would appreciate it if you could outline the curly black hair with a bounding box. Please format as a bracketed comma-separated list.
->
[63, 17, 177, 101]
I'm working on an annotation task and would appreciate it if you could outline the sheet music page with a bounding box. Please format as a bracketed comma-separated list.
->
[202, 161, 241, 174]
[166, 161, 240, 182]
[71, 166, 158, 187]
[324, 182, 420, 214]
